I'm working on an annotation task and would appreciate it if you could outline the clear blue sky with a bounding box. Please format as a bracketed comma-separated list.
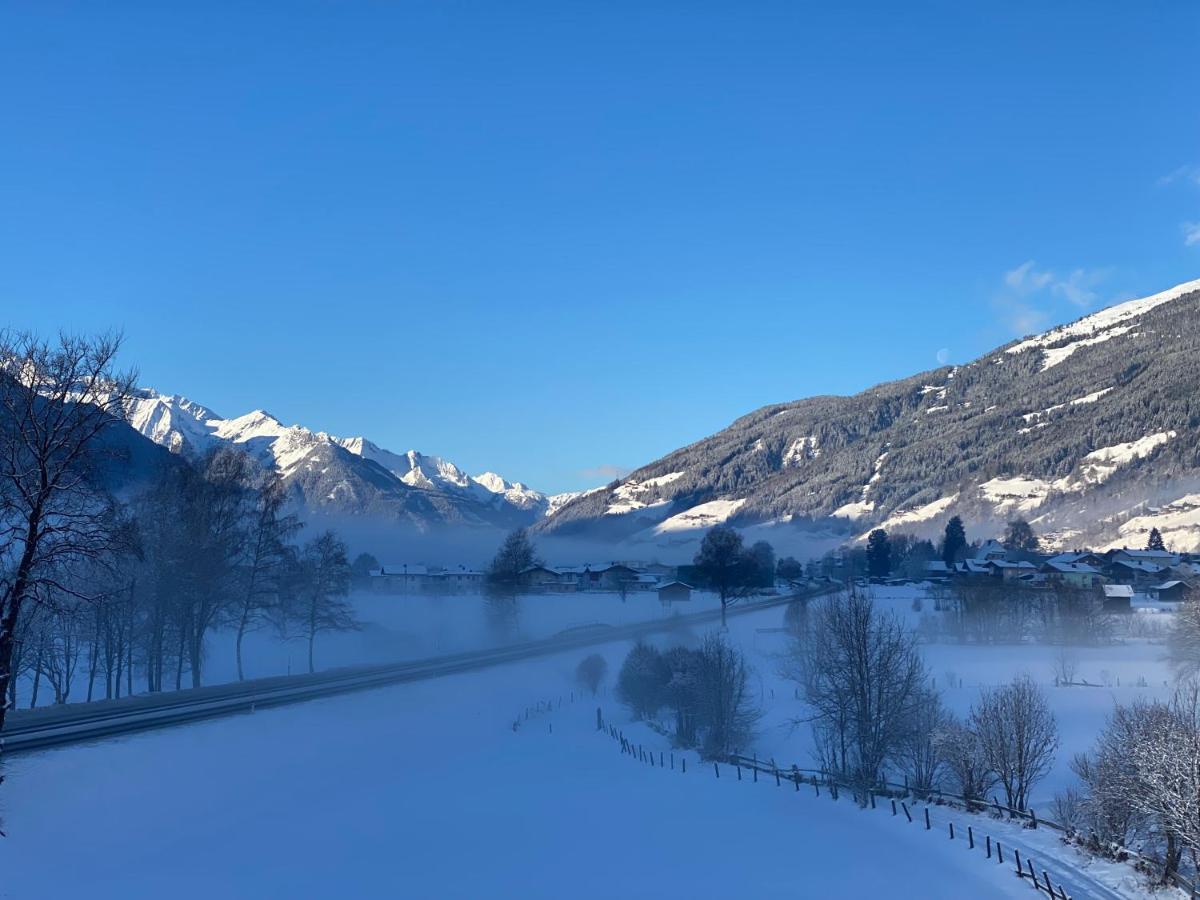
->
[3, 2, 1198, 493]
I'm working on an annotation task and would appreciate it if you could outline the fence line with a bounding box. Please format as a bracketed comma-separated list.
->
[587, 715, 1149, 900]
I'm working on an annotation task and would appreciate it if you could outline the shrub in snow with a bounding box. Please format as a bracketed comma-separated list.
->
[575, 654, 608, 697]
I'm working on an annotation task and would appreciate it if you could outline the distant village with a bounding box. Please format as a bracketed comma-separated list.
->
[367, 560, 698, 604]
[367, 521, 1200, 614]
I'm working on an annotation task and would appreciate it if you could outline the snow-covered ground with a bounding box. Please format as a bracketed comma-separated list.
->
[3, 584, 1182, 897]
[3, 615, 1031, 900]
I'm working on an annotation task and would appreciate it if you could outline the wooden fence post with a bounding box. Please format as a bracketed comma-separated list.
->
[1014, 848, 1022, 876]
[924, 808, 931, 830]
[901, 802, 911, 823]
[737, 764, 742, 782]
[949, 822, 955, 840]
[714, 762, 719, 779]
[891, 799, 897, 816]
[968, 826, 974, 849]
[986, 835, 991, 858]
[997, 842, 1003, 865]
[682, 758, 686, 774]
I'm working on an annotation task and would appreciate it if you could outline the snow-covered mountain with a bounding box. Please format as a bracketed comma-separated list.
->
[540, 276, 1200, 552]
[123, 390, 575, 531]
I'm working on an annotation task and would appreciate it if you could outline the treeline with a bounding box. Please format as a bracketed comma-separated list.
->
[0, 333, 363, 722]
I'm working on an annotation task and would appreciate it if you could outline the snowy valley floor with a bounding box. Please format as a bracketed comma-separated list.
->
[1, 591, 1183, 899]
[5, 628, 1034, 900]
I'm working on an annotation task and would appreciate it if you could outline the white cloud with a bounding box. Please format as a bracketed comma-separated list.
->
[1157, 164, 1200, 188]
[1054, 268, 1108, 306]
[995, 261, 1111, 336]
[1004, 260, 1054, 293]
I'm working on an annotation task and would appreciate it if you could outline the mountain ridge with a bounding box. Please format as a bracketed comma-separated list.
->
[537, 277, 1200, 552]
[122, 389, 582, 532]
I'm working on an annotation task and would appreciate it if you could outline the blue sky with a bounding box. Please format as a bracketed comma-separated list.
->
[3, 3, 1198, 493]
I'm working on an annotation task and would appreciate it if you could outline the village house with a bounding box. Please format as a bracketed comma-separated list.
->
[657, 581, 693, 604]
[1040, 559, 1106, 589]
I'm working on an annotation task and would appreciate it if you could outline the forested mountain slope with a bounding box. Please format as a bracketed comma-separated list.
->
[539, 278, 1200, 551]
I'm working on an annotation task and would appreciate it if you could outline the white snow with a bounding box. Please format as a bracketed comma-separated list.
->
[782, 435, 820, 466]
[652, 498, 747, 533]
[1006, 277, 1200, 370]
[605, 472, 685, 515]
[1075, 431, 1176, 485]
[978, 477, 1053, 513]
[870, 494, 958, 533]
[5, 589, 1179, 899]
[1100, 494, 1200, 553]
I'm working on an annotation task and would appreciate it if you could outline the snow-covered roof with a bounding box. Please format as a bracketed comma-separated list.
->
[379, 564, 432, 576]
[1152, 581, 1187, 591]
[1044, 560, 1102, 575]
[1102, 584, 1135, 598]
[990, 560, 1036, 570]
[1112, 560, 1166, 574]
[657, 581, 693, 590]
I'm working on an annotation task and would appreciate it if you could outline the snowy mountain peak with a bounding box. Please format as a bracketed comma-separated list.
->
[123, 385, 569, 529]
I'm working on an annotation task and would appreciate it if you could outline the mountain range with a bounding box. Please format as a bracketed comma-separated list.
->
[538, 277, 1200, 553]
[121, 391, 586, 532]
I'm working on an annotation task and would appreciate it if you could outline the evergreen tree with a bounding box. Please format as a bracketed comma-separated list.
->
[942, 516, 967, 567]
[866, 529, 891, 579]
[1147, 527, 1167, 552]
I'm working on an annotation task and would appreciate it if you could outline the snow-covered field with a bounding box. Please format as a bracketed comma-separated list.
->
[3, 583, 1182, 897]
[3, 616, 1032, 900]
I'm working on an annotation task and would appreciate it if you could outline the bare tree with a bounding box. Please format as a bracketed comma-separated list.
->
[787, 592, 926, 790]
[1169, 595, 1200, 680]
[693, 525, 755, 628]
[287, 531, 356, 674]
[1053, 648, 1079, 687]
[901, 687, 948, 795]
[229, 473, 298, 680]
[970, 675, 1058, 811]
[695, 631, 759, 759]
[938, 714, 995, 808]
[0, 332, 135, 810]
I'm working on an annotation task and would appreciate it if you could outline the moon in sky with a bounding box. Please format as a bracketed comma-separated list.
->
[936, 348, 950, 365]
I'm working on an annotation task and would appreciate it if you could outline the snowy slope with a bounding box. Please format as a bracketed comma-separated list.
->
[541, 276, 1200, 550]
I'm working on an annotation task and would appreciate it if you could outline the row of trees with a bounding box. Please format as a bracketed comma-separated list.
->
[1, 333, 361, 726]
[932, 580, 1115, 646]
[783, 593, 1059, 810]
[615, 633, 759, 759]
